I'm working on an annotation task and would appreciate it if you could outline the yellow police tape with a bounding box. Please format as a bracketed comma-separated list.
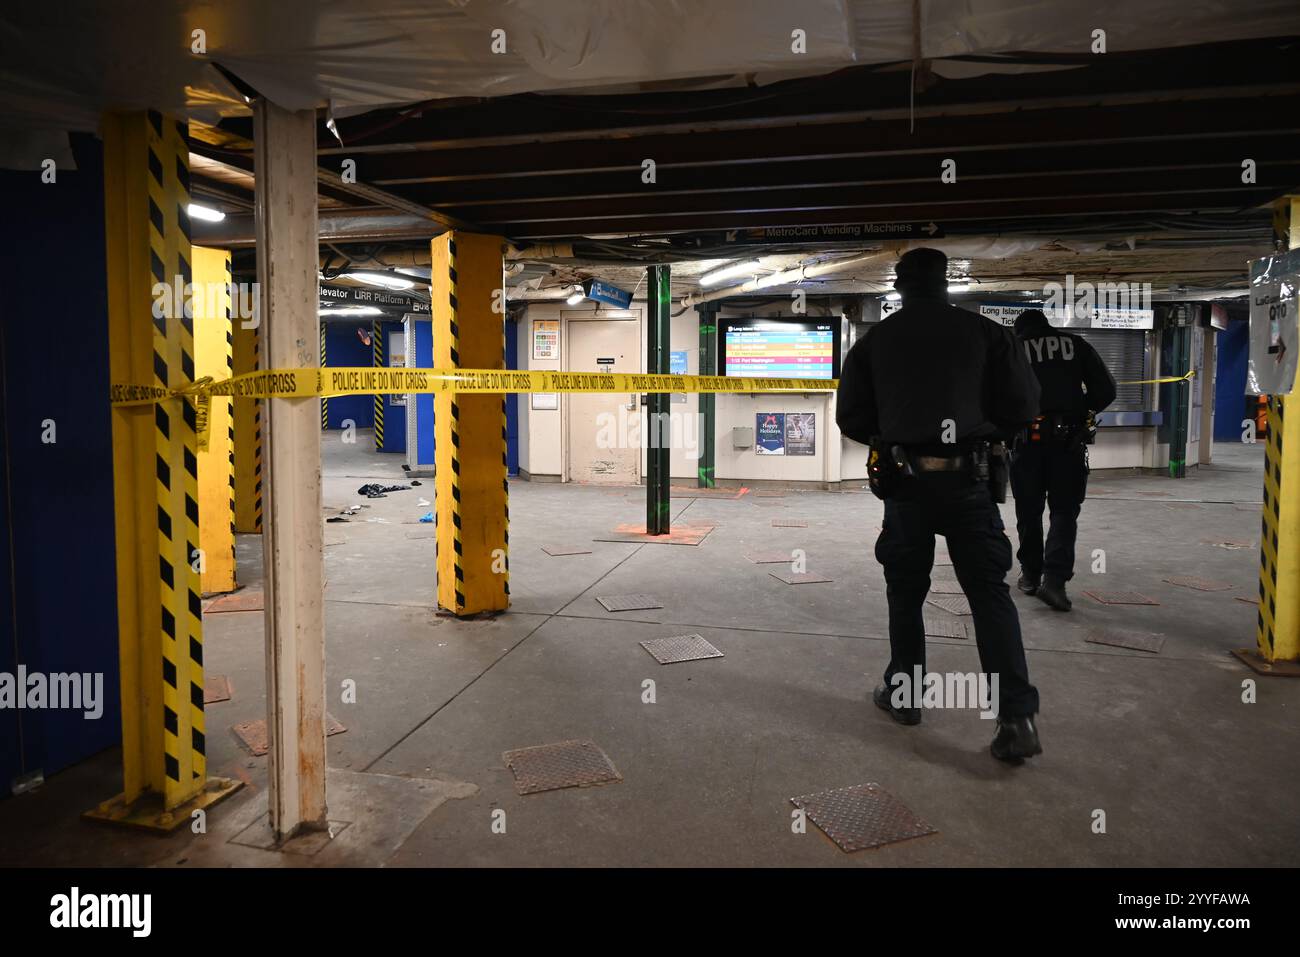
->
[1117, 370, 1196, 386]
[110, 367, 837, 407]
[109, 364, 1193, 408]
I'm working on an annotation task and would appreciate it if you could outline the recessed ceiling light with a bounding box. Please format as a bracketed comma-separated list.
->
[699, 260, 764, 287]
[188, 202, 225, 223]
[347, 271, 414, 291]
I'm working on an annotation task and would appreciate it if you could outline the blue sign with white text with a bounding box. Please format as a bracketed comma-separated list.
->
[584, 279, 633, 309]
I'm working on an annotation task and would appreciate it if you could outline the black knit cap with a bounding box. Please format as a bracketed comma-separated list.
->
[1013, 308, 1051, 337]
[893, 247, 948, 296]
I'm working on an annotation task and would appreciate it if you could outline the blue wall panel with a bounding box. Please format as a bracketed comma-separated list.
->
[1213, 320, 1250, 441]
[0, 134, 122, 793]
[324, 321, 374, 430]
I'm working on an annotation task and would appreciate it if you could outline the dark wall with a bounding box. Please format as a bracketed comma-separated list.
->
[0, 134, 122, 794]
[323, 321, 375, 430]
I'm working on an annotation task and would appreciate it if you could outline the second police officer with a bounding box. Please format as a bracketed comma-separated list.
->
[1009, 309, 1118, 611]
[836, 248, 1044, 762]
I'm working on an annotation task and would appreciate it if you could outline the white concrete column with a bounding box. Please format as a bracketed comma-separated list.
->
[253, 98, 327, 839]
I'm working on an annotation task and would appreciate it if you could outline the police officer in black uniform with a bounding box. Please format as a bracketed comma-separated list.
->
[837, 248, 1044, 762]
[1009, 309, 1117, 611]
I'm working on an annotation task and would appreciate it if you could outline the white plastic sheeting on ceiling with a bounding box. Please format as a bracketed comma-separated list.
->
[3, 0, 1300, 137]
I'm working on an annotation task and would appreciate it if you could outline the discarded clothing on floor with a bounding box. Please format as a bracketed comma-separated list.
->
[357, 483, 413, 498]
[419, 512, 434, 523]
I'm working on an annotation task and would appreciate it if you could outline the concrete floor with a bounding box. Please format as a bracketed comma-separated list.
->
[3, 433, 1296, 866]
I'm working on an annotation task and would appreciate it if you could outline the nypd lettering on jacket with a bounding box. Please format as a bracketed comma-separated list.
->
[1023, 335, 1075, 363]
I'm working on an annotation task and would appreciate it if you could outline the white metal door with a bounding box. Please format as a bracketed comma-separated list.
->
[566, 317, 640, 484]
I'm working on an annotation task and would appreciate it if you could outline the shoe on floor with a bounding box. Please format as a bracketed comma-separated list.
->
[873, 683, 921, 726]
[991, 714, 1042, 762]
[1036, 578, 1071, 611]
[1017, 572, 1040, 595]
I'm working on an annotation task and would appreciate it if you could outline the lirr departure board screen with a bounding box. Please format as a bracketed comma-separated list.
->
[721, 319, 839, 379]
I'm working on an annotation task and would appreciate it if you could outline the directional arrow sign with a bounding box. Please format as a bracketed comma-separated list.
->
[735, 223, 947, 244]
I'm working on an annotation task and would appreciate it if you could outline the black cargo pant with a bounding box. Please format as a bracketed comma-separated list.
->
[875, 472, 1039, 717]
[1010, 440, 1088, 584]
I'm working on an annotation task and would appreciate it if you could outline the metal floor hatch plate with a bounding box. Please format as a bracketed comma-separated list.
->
[925, 594, 972, 616]
[503, 739, 622, 795]
[791, 783, 937, 852]
[924, 618, 969, 639]
[541, 544, 593, 556]
[597, 593, 664, 612]
[1083, 590, 1160, 606]
[929, 582, 964, 595]
[1085, 629, 1165, 654]
[745, 550, 797, 564]
[772, 518, 809, 527]
[769, 571, 833, 585]
[233, 714, 347, 756]
[204, 674, 232, 704]
[1164, 575, 1233, 592]
[640, 633, 724, 664]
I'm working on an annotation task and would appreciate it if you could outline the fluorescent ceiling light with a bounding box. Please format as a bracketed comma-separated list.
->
[947, 283, 970, 293]
[347, 271, 414, 291]
[699, 260, 764, 287]
[565, 289, 585, 305]
[188, 202, 225, 223]
[884, 293, 901, 301]
[320, 305, 382, 316]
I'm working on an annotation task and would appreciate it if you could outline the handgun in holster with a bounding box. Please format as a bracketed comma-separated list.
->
[987, 440, 1009, 503]
[867, 437, 913, 500]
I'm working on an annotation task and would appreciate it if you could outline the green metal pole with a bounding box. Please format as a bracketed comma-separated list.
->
[697, 302, 718, 488]
[647, 265, 671, 533]
[1164, 306, 1192, 479]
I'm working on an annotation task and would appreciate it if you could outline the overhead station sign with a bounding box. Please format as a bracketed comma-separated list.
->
[320, 283, 429, 315]
[728, 222, 945, 244]
[582, 278, 634, 309]
[977, 301, 1154, 330]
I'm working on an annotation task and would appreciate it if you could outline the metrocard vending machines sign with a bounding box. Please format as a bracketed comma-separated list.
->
[1248, 248, 1300, 395]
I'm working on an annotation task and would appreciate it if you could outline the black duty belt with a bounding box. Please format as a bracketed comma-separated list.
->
[913, 454, 968, 472]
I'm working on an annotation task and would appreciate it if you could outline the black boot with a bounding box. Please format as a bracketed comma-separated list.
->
[1036, 577, 1071, 611]
[1017, 572, 1040, 595]
[991, 714, 1042, 761]
[873, 683, 921, 726]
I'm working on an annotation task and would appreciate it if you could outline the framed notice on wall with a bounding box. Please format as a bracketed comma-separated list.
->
[532, 318, 559, 360]
[756, 413, 785, 454]
[530, 393, 559, 410]
[785, 412, 815, 455]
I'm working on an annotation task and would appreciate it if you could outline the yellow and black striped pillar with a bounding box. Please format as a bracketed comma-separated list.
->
[1253, 195, 1300, 666]
[193, 245, 236, 594]
[320, 323, 329, 429]
[95, 111, 239, 829]
[373, 319, 385, 451]
[231, 301, 262, 533]
[432, 232, 509, 616]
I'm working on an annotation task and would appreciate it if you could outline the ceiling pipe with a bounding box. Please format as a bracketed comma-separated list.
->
[679, 249, 898, 307]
